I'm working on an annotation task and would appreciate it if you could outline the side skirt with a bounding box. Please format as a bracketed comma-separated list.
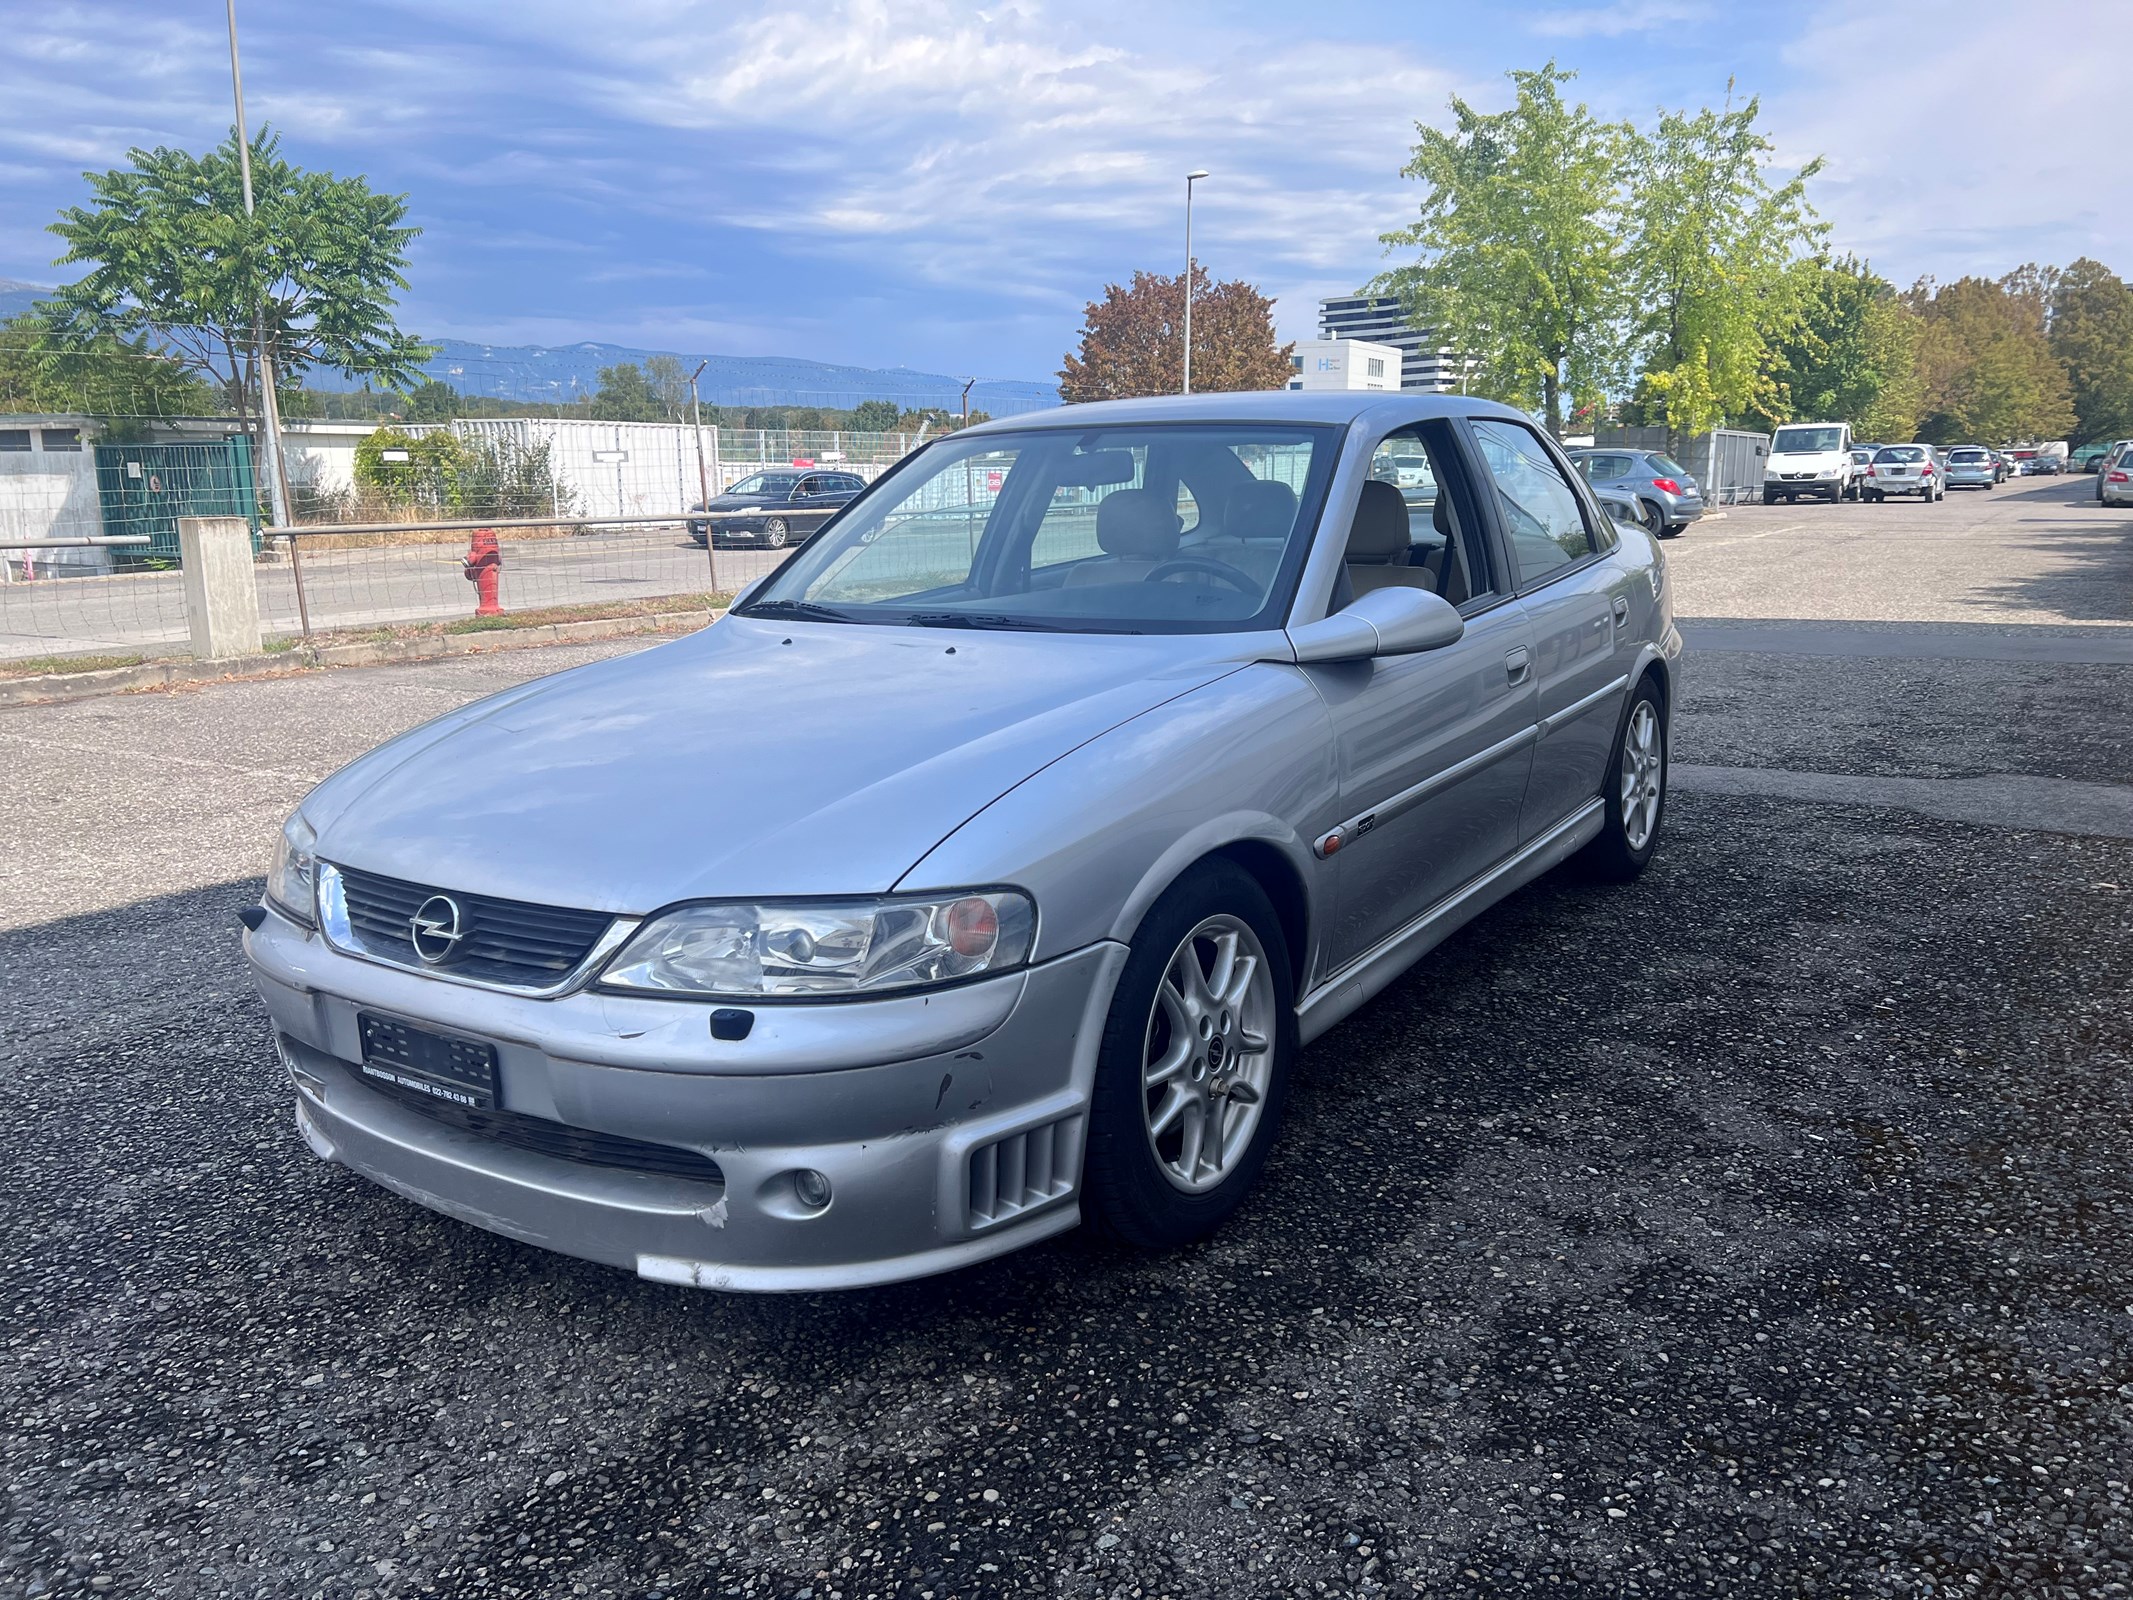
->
[1295, 798, 1606, 1046]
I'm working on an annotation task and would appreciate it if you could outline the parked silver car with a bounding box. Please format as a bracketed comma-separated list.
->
[244, 393, 1682, 1291]
[1566, 448, 1704, 536]
[1863, 444, 1944, 502]
[1943, 446, 2000, 490]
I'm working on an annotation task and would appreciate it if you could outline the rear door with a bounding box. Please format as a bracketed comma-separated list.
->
[1309, 421, 1538, 972]
[1465, 416, 1640, 844]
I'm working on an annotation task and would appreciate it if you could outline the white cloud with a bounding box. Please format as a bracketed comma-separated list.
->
[1526, 1, 1709, 38]
[1768, 0, 2131, 284]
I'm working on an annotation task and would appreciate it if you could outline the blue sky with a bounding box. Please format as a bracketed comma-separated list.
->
[1, 0, 2122, 391]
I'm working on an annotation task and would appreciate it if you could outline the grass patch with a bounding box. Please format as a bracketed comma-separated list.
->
[441, 593, 732, 636]
[0, 652, 149, 679]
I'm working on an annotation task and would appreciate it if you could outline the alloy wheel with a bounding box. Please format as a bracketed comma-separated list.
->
[1141, 914, 1277, 1194]
[1620, 698, 1664, 852]
[763, 517, 790, 549]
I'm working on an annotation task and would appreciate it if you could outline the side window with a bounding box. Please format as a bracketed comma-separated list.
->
[1468, 418, 1595, 587]
[794, 475, 823, 498]
[1358, 426, 1497, 607]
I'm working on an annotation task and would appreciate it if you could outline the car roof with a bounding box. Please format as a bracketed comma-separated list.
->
[957, 390, 1533, 437]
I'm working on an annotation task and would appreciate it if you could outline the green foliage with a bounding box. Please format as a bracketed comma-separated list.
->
[1907, 272, 2075, 444]
[402, 378, 460, 422]
[1756, 257, 1922, 439]
[849, 398, 902, 432]
[590, 362, 661, 421]
[46, 127, 429, 433]
[0, 308, 218, 419]
[1626, 89, 1824, 441]
[1375, 63, 1634, 432]
[352, 426, 572, 519]
[2050, 258, 2133, 444]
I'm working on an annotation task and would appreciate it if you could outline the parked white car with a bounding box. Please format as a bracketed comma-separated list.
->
[1763, 422, 1855, 504]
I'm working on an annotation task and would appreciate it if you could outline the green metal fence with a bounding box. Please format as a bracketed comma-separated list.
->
[93, 436, 261, 564]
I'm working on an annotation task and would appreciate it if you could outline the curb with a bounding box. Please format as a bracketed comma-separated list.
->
[0, 609, 722, 709]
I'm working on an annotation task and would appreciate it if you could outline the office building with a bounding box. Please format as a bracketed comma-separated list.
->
[1315, 295, 1468, 391]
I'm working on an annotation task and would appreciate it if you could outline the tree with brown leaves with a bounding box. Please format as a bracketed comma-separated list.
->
[1058, 267, 1293, 402]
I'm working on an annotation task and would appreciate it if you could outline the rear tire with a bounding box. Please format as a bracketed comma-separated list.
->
[1084, 860, 1297, 1251]
[1579, 678, 1667, 882]
[1637, 499, 1664, 535]
[763, 518, 790, 549]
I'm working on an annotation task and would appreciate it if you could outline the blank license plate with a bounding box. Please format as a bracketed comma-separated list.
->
[357, 1012, 499, 1109]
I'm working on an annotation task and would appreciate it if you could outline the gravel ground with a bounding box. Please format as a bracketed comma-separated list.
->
[5, 485, 2133, 1599]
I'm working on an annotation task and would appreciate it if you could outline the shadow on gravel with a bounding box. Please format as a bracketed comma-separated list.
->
[4, 807, 2133, 1600]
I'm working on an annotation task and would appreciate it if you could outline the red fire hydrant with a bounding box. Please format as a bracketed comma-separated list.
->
[462, 527, 503, 617]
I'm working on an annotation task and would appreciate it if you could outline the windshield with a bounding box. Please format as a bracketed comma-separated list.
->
[1646, 453, 1690, 478]
[1773, 427, 1845, 454]
[727, 473, 800, 498]
[739, 422, 1340, 634]
[1875, 446, 1926, 463]
[1949, 449, 1989, 462]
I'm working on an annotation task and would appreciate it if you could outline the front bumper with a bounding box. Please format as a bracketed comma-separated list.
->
[246, 909, 1129, 1290]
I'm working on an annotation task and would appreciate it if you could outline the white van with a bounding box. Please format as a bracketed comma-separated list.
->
[1764, 422, 1855, 504]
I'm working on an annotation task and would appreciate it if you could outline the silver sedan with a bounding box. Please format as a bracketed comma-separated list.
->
[244, 392, 1683, 1291]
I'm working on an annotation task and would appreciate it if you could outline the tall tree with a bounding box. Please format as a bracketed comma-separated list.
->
[47, 128, 429, 459]
[2049, 258, 2133, 444]
[1906, 275, 2075, 444]
[590, 361, 661, 421]
[1755, 256, 1922, 439]
[1374, 63, 1633, 433]
[642, 354, 690, 421]
[1058, 266, 1292, 401]
[1625, 89, 1823, 443]
[849, 398, 902, 432]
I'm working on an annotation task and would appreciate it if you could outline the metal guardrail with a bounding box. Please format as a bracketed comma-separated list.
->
[0, 536, 153, 549]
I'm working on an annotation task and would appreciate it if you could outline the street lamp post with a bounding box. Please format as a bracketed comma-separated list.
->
[1182, 170, 1208, 395]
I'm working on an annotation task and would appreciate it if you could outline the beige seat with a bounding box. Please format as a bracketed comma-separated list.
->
[1182, 478, 1298, 589]
[1063, 488, 1182, 586]
[1343, 480, 1435, 594]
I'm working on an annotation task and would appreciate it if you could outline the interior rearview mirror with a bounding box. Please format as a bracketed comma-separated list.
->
[1284, 585, 1465, 664]
[1056, 449, 1137, 488]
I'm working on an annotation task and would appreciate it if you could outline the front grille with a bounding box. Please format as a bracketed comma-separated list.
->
[332, 863, 612, 989]
[362, 1073, 726, 1184]
[967, 1114, 1081, 1229]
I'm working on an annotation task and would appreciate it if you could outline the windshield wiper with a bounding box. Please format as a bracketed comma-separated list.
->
[734, 598, 857, 624]
[900, 611, 1141, 634]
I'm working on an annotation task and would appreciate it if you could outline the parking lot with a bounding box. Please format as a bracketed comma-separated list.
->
[3, 472, 2130, 1598]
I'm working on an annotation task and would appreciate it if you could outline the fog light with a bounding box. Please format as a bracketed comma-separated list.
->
[793, 1169, 832, 1210]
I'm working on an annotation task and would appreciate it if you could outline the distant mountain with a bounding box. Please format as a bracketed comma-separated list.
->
[0, 280, 1058, 415]
[383, 337, 1059, 417]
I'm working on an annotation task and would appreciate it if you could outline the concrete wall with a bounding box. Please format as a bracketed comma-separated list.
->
[0, 415, 109, 576]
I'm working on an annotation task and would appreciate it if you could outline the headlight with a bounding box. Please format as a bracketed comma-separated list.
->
[599, 890, 1035, 1000]
[266, 812, 318, 925]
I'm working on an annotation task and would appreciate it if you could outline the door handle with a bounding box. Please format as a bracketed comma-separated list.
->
[1612, 595, 1631, 626]
[1505, 646, 1531, 685]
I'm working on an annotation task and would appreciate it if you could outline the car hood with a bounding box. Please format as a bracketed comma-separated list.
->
[307, 618, 1253, 912]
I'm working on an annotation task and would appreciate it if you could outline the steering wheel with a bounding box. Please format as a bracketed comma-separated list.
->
[1144, 556, 1257, 593]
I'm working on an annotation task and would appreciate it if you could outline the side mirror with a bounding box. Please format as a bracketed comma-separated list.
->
[1286, 585, 1465, 664]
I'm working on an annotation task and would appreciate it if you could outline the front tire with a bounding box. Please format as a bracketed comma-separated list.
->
[1084, 860, 1297, 1250]
[1579, 679, 1667, 882]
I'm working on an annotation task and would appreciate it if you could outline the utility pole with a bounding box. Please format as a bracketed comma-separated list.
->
[226, 0, 293, 532]
[1183, 170, 1208, 395]
[689, 359, 711, 509]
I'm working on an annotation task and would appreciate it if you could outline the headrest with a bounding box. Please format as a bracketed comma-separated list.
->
[1432, 492, 1454, 538]
[1345, 480, 1410, 564]
[1223, 478, 1299, 541]
[1095, 489, 1182, 559]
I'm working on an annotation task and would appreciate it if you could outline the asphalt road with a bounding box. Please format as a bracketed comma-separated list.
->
[3, 472, 2132, 1599]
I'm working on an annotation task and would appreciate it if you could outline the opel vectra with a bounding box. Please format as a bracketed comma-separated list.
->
[245, 392, 1681, 1291]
